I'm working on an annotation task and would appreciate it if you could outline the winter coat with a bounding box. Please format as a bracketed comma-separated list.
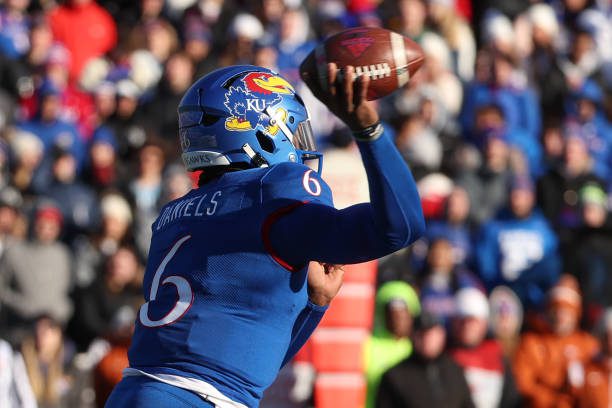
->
[450, 339, 521, 408]
[364, 281, 420, 408]
[513, 330, 599, 408]
[376, 352, 475, 408]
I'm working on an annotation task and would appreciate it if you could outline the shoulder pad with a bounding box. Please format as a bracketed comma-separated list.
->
[260, 162, 333, 206]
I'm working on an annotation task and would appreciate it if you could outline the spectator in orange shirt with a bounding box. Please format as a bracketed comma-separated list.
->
[513, 275, 600, 408]
[578, 308, 612, 408]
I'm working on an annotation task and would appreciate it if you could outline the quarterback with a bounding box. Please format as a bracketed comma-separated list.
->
[106, 63, 424, 407]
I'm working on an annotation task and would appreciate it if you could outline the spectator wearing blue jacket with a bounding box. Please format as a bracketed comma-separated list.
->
[461, 52, 541, 140]
[476, 175, 561, 310]
[16, 80, 86, 172]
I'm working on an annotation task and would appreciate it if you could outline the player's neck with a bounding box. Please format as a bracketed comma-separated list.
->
[198, 165, 248, 186]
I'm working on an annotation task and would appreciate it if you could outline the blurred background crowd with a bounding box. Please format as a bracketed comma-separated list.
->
[0, 0, 611, 407]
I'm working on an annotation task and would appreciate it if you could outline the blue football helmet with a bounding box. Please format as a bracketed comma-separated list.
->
[178, 65, 322, 173]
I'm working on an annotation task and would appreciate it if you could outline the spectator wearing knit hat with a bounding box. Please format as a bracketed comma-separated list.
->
[449, 287, 522, 408]
[513, 275, 600, 408]
[364, 281, 421, 408]
[0, 202, 73, 344]
[565, 182, 612, 326]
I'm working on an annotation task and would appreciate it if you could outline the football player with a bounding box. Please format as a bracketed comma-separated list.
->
[106, 63, 425, 407]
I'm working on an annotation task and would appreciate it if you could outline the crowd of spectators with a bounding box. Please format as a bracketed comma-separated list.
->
[0, 0, 611, 407]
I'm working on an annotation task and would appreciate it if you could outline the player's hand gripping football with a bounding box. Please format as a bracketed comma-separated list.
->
[304, 62, 379, 132]
[307, 262, 345, 307]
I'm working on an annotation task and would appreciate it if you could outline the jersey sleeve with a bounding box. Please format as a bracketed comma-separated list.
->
[260, 162, 335, 271]
[280, 300, 327, 367]
[260, 162, 334, 207]
[265, 128, 426, 267]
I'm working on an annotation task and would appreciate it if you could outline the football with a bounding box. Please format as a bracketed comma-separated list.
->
[300, 27, 425, 100]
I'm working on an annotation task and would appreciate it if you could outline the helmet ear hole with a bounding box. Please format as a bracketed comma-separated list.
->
[202, 113, 221, 126]
[256, 131, 275, 153]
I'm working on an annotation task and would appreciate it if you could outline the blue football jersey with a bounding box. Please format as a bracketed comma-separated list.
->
[127, 131, 426, 407]
[129, 162, 333, 407]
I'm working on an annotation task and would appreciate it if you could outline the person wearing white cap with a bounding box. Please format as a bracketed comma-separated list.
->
[218, 13, 264, 66]
[449, 288, 521, 408]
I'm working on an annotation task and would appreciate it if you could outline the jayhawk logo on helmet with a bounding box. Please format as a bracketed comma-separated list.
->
[224, 72, 295, 133]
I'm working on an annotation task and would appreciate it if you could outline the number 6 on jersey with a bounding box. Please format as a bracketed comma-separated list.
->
[139, 235, 193, 327]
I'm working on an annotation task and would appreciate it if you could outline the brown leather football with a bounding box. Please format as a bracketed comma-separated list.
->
[300, 27, 425, 100]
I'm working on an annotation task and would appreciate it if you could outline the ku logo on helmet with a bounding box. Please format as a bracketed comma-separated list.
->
[224, 71, 294, 134]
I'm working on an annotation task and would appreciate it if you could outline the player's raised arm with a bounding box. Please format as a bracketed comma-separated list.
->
[266, 62, 425, 267]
